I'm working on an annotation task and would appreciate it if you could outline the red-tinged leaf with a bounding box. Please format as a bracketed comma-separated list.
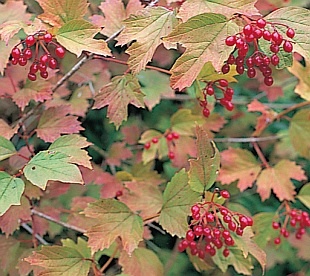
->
[44, 181, 71, 198]
[23, 150, 83, 190]
[68, 86, 92, 117]
[120, 180, 163, 220]
[0, 197, 31, 236]
[188, 126, 220, 193]
[0, 235, 20, 272]
[121, 125, 142, 145]
[23, 180, 43, 200]
[288, 234, 310, 261]
[49, 134, 92, 169]
[17, 248, 44, 276]
[84, 198, 143, 254]
[25, 238, 92, 276]
[287, 58, 310, 101]
[247, 99, 269, 113]
[137, 70, 175, 110]
[256, 160, 307, 201]
[171, 109, 204, 136]
[0, 20, 27, 45]
[0, 1, 30, 25]
[0, 119, 18, 140]
[163, 13, 238, 90]
[36, 106, 83, 143]
[159, 169, 200, 237]
[178, 0, 260, 22]
[218, 148, 262, 191]
[116, 7, 178, 74]
[289, 109, 310, 159]
[32, 206, 61, 236]
[265, 7, 310, 61]
[119, 247, 164, 276]
[131, 162, 164, 186]
[37, 0, 88, 27]
[12, 80, 53, 111]
[261, 85, 284, 102]
[297, 183, 310, 208]
[105, 142, 133, 167]
[56, 19, 111, 57]
[0, 172, 24, 216]
[100, 173, 124, 199]
[203, 113, 227, 133]
[93, 74, 145, 129]
[171, 136, 197, 169]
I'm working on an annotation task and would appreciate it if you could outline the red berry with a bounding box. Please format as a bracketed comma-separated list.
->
[27, 73, 36, 81]
[224, 236, 234, 246]
[246, 57, 254, 68]
[18, 56, 27, 66]
[227, 54, 235, 65]
[189, 241, 197, 250]
[228, 221, 237, 231]
[246, 216, 253, 226]
[206, 212, 215, 222]
[43, 32, 53, 43]
[40, 71, 48, 79]
[152, 137, 158, 144]
[274, 237, 281, 245]
[263, 30, 271, 41]
[55, 46, 66, 58]
[283, 40, 293, 52]
[23, 48, 32, 60]
[221, 64, 230, 74]
[225, 36, 236, 46]
[25, 35, 36, 47]
[220, 208, 228, 216]
[236, 227, 243, 236]
[222, 229, 231, 239]
[202, 108, 210, 118]
[48, 58, 58, 69]
[213, 228, 221, 238]
[243, 24, 253, 36]
[223, 214, 232, 223]
[115, 190, 123, 197]
[178, 240, 189, 252]
[166, 133, 173, 141]
[11, 47, 21, 59]
[239, 216, 248, 229]
[40, 54, 50, 64]
[198, 249, 205, 259]
[290, 219, 297, 227]
[193, 225, 203, 236]
[263, 56, 271, 65]
[206, 86, 214, 95]
[236, 38, 244, 49]
[144, 142, 151, 150]
[191, 204, 200, 215]
[247, 67, 256, 78]
[264, 76, 274, 86]
[272, 221, 280, 229]
[38, 62, 47, 72]
[11, 57, 18, 65]
[186, 230, 195, 241]
[271, 54, 280, 66]
[256, 18, 266, 28]
[253, 28, 263, 39]
[209, 247, 216, 256]
[192, 213, 200, 220]
[225, 87, 234, 97]
[172, 132, 179, 139]
[236, 65, 244, 74]
[223, 248, 230, 257]
[168, 151, 175, 159]
[219, 79, 228, 87]
[220, 190, 230, 199]
[225, 101, 234, 111]
[286, 28, 295, 38]
[270, 43, 280, 53]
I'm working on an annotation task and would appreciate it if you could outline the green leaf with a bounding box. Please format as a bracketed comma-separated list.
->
[116, 7, 178, 74]
[188, 126, 220, 193]
[159, 169, 200, 237]
[0, 136, 16, 161]
[0, 172, 24, 216]
[163, 13, 238, 90]
[171, 109, 204, 136]
[119, 247, 164, 276]
[23, 150, 83, 190]
[49, 134, 92, 169]
[56, 19, 110, 57]
[93, 74, 145, 129]
[297, 183, 310, 208]
[37, 0, 88, 27]
[84, 199, 143, 254]
[24, 238, 92, 276]
[197, 61, 238, 82]
[265, 7, 310, 61]
[139, 130, 164, 163]
[289, 109, 310, 159]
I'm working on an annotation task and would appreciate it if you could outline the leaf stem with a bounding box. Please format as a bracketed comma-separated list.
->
[252, 142, 270, 168]
[274, 101, 310, 120]
[143, 213, 160, 222]
[100, 245, 119, 273]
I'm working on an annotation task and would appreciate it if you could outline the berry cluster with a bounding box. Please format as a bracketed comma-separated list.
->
[199, 79, 234, 117]
[144, 131, 179, 160]
[178, 189, 253, 259]
[223, 17, 295, 86]
[10, 31, 66, 81]
[272, 207, 309, 245]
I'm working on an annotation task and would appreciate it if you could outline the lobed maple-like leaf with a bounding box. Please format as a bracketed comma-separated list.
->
[171, 136, 197, 169]
[119, 247, 164, 276]
[105, 142, 133, 167]
[49, 134, 92, 169]
[289, 109, 310, 159]
[0, 172, 25, 216]
[0, 235, 21, 273]
[159, 169, 200, 237]
[93, 74, 145, 129]
[288, 59, 310, 101]
[23, 150, 83, 190]
[116, 7, 178, 74]
[83, 198, 143, 254]
[36, 106, 83, 143]
[256, 160, 306, 201]
[265, 7, 310, 61]
[188, 126, 220, 193]
[37, 0, 88, 27]
[163, 13, 239, 90]
[178, 0, 260, 22]
[56, 19, 111, 57]
[0, 120, 18, 140]
[218, 148, 262, 191]
[25, 238, 92, 276]
[0, 37, 20, 75]
[296, 183, 310, 209]
[0, 136, 16, 161]
[288, 234, 310, 261]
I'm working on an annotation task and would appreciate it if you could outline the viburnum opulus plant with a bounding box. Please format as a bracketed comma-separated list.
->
[0, 0, 309, 275]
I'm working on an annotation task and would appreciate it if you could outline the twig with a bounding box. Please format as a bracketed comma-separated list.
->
[31, 209, 86, 233]
[213, 134, 285, 143]
[252, 142, 270, 168]
[274, 101, 310, 120]
[21, 223, 49, 245]
[100, 246, 119, 273]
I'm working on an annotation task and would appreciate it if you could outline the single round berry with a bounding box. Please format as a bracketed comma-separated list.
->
[247, 67, 256, 78]
[202, 108, 210, 118]
[270, 43, 280, 53]
[236, 65, 244, 74]
[221, 64, 230, 74]
[274, 237, 281, 245]
[198, 249, 205, 259]
[272, 221, 280, 229]
[25, 35, 36, 47]
[283, 40, 293, 52]
[186, 230, 195, 242]
[220, 208, 228, 216]
[264, 76, 274, 86]
[40, 54, 50, 64]
[271, 31, 283, 45]
[225, 36, 236, 46]
[228, 221, 237, 231]
[11, 57, 18, 65]
[225, 87, 234, 97]
[239, 216, 249, 229]
[254, 28, 263, 39]
[219, 79, 229, 87]
[166, 133, 173, 141]
[246, 57, 254, 68]
[193, 225, 203, 236]
[236, 38, 245, 49]
[222, 229, 231, 239]
[224, 236, 234, 246]
[263, 56, 271, 65]
[220, 190, 230, 199]
[209, 247, 216, 256]
[40, 71, 48, 79]
[290, 219, 297, 227]
[236, 227, 243, 236]
[223, 214, 232, 223]
[55, 46, 66, 58]
[263, 30, 271, 41]
[178, 240, 189, 252]
[227, 54, 235, 65]
[48, 58, 58, 69]
[168, 151, 175, 159]
[192, 213, 200, 220]
[23, 48, 32, 59]
[144, 142, 151, 150]
[206, 212, 215, 222]
[225, 101, 234, 111]
[206, 86, 214, 95]
[223, 248, 230, 257]
[271, 54, 280, 66]
[11, 47, 21, 59]
[286, 28, 295, 38]
[191, 204, 200, 215]
[224, 93, 232, 101]
[18, 56, 27, 66]
[43, 32, 53, 43]
[152, 137, 158, 144]
[27, 73, 36, 81]
[115, 190, 123, 197]
[38, 62, 47, 72]
[243, 24, 253, 36]
[256, 18, 266, 28]
[172, 132, 179, 139]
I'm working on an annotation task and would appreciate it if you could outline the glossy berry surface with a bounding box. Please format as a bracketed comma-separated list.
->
[55, 47, 66, 58]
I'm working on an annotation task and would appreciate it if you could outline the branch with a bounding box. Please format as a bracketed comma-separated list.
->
[213, 134, 285, 143]
[31, 209, 86, 233]
[21, 223, 49, 245]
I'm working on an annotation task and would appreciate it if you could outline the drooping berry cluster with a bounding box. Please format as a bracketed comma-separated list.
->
[144, 131, 179, 160]
[10, 31, 66, 81]
[223, 17, 295, 86]
[272, 207, 309, 245]
[178, 189, 253, 259]
[199, 79, 234, 117]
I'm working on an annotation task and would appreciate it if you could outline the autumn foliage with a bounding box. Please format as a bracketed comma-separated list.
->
[0, 0, 309, 275]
